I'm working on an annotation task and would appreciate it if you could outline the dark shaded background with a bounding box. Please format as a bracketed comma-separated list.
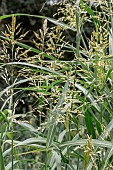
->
[0, 0, 59, 31]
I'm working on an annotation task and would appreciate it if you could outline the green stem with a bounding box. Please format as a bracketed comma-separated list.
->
[10, 29, 15, 170]
[76, 0, 81, 59]
[76, 1, 81, 169]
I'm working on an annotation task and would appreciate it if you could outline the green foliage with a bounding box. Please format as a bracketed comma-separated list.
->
[0, 0, 113, 169]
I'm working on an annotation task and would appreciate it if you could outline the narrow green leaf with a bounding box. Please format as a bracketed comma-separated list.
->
[102, 147, 113, 170]
[85, 4, 100, 25]
[0, 35, 55, 60]
[85, 109, 96, 138]
[99, 119, 113, 140]
[2, 62, 62, 76]
[15, 137, 46, 146]
[67, 164, 75, 170]
[88, 107, 102, 135]
[60, 152, 69, 164]
[75, 82, 100, 112]
[0, 110, 9, 124]
[60, 139, 113, 148]
[3, 137, 47, 157]
[46, 123, 56, 149]
[0, 78, 29, 98]
[58, 130, 66, 143]
[16, 41, 55, 60]
[0, 13, 76, 31]
[48, 151, 61, 170]
[46, 79, 69, 149]
[17, 121, 38, 133]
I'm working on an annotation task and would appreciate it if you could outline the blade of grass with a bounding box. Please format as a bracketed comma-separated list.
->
[102, 147, 113, 170]
[0, 13, 76, 32]
[1, 62, 63, 76]
[60, 139, 113, 148]
[46, 79, 69, 149]
[75, 82, 100, 112]
[85, 109, 96, 138]
[99, 119, 113, 140]
[0, 78, 30, 98]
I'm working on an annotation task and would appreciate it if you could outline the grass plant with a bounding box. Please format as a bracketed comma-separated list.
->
[0, 0, 113, 169]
